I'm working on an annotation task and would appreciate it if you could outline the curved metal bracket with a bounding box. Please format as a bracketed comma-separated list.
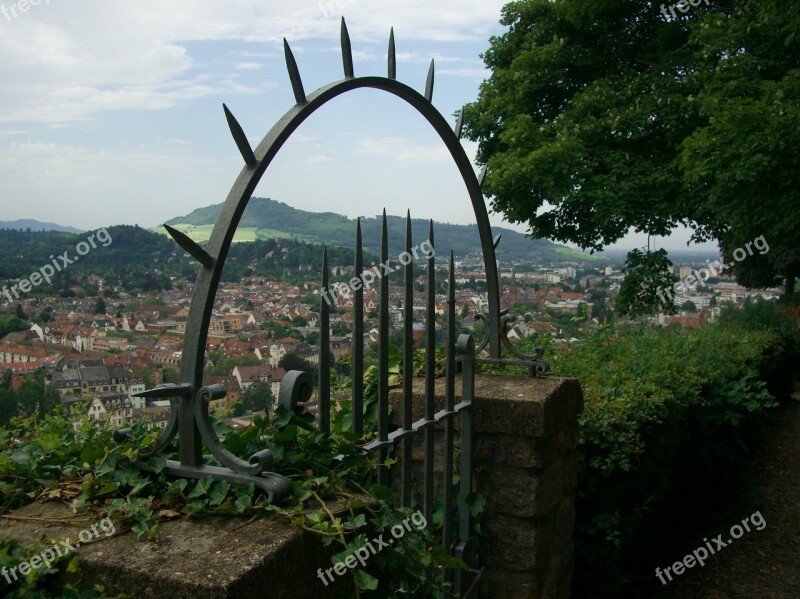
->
[129, 384, 186, 459]
[279, 370, 314, 413]
[193, 385, 274, 476]
[474, 310, 550, 377]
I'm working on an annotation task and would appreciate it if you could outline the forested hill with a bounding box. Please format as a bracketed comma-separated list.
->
[0, 226, 372, 297]
[0, 226, 195, 295]
[164, 197, 595, 264]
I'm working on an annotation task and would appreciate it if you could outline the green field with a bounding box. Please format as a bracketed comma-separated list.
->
[153, 224, 316, 244]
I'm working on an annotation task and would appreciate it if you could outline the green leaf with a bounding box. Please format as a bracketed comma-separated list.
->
[10, 447, 36, 471]
[234, 494, 252, 514]
[66, 556, 81, 573]
[466, 492, 486, 518]
[167, 478, 189, 495]
[186, 499, 208, 516]
[129, 478, 151, 496]
[146, 456, 167, 473]
[343, 514, 367, 530]
[95, 452, 117, 479]
[186, 476, 214, 499]
[208, 481, 231, 506]
[369, 485, 393, 502]
[354, 570, 379, 591]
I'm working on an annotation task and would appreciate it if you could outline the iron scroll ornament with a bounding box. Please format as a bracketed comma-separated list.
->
[131, 18, 539, 502]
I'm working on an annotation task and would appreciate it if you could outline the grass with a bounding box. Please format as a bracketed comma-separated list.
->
[152, 224, 315, 244]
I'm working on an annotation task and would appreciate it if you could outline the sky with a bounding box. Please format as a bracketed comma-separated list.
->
[0, 0, 716, 253]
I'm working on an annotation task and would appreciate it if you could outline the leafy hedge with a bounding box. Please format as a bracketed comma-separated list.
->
[0, 394, 459, 597]
[548, 301, 799, 597]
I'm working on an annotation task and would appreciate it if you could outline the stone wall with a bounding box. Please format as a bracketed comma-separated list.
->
[390, 374, 583, 599]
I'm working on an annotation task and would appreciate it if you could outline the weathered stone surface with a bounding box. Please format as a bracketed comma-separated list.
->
[390, 375, 584, 436]
[475, 434, 551, 470]
[482, 513, 553, 572]
[480, 463, 563, 519]
[0, 501, 351, 598]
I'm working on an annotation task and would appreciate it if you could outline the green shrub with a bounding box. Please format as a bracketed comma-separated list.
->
[549, 323, 782, 597]
[719, 298, 800, 401]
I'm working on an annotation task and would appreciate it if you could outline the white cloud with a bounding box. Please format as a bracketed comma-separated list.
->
[395, 52, 466, 64]
[0, 1, 505, 124]
[357, 137, 450, 163]
[234, 62, 265, 71]
[438, 67, 491, 80]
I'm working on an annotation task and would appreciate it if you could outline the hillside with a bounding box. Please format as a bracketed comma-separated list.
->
[0, 220, 83, 234]
[163, 197, 597, 264]
[0, 226, 195, 297]
[0, 227, 372, 299]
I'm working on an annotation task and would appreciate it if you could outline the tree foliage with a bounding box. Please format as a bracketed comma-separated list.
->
[616, 248, 679, 316]
[233, 381, 275, 416]
[463, 0, 800, 295]
[0, 370, 61, 427]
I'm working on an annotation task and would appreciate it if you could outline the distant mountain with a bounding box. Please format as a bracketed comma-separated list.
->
[0, 220, 83, 234]
[164, 197, 598, 264]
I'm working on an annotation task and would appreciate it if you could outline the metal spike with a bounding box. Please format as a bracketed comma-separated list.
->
[454, 109, 464, 139]
[478, 165, 487, 188]
[388, 28, 396, 80]
[222, 104, 256, 167]
[493, 234, 502, 249]
[164, 225, 213, 268]
[424, 59, 435, 102]
[283, 39, 307, 105]
[341, 17, 354, 78]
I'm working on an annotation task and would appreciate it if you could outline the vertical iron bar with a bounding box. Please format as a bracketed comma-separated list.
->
[423, 220, 436, 531]
[454, 334, 476, 596]
[402, 211, 414, 508]
[377, 210, 390, 487]
[319, 247, 330, 433]
[352, 219, 364, 438]
[443, 252, 457, 570]
[178, 397, 202, 467]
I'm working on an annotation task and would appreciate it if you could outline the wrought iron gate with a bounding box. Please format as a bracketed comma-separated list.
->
[129, 18, 548, 597]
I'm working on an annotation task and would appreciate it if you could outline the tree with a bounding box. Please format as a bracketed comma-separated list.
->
[0, 314, 28, 338]
[279, 353, 315, 375]
[233, 381, 275, 416]
[15, 371, 60, 420]
[94, 297, 107, 314]
[133, 366, 153, 390]
[0, 385, 17, 428]
[15, 304, 26, 320]
[615, 249, 679, 317]
[681, 300, 697, 312]
[463, 0, 800, 296]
